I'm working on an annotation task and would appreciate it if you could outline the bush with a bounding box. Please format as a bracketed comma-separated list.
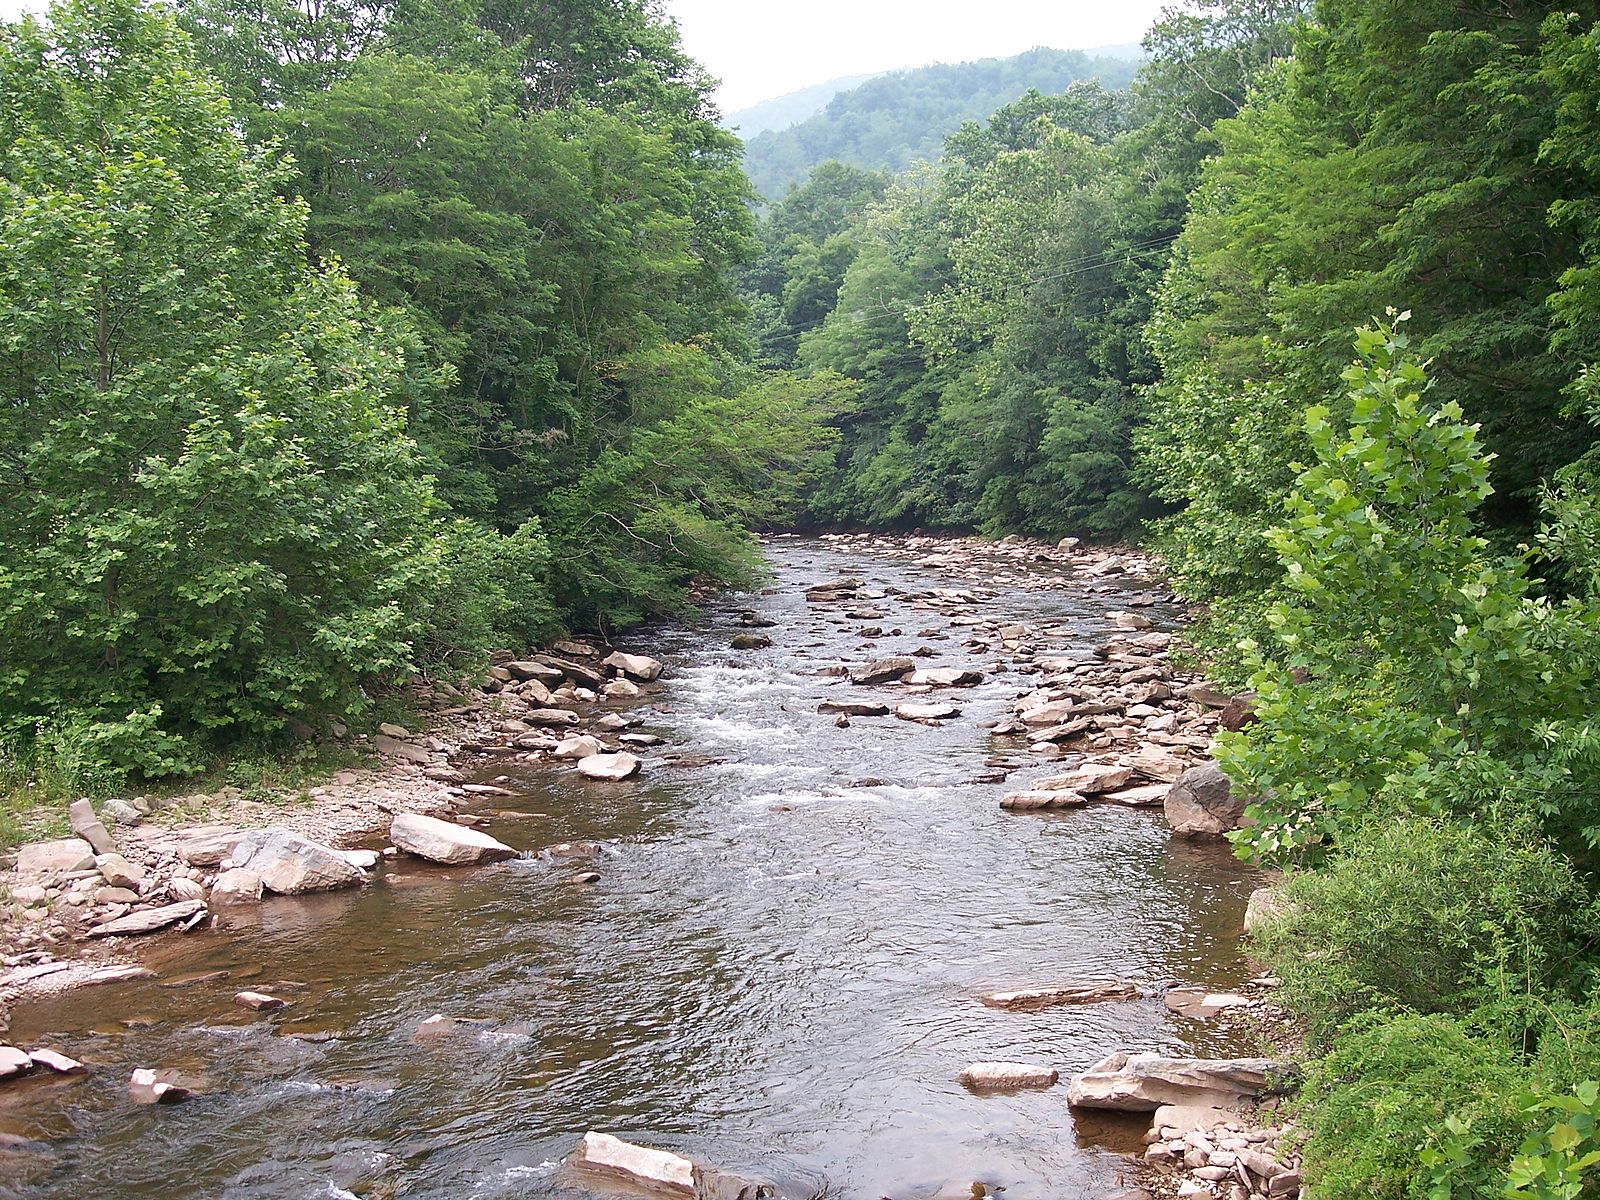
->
[1298, 1013, 1534, 1200]
[1253, 815, 1599, 1047]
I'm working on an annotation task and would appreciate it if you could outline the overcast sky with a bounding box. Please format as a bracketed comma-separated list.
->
[0, 0, 1172, 113]
[665, 0, 1171, 112]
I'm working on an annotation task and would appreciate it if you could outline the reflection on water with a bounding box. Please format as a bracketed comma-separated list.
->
[0, 538, 1260, 1200]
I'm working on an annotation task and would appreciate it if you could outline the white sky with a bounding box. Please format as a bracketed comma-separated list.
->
[0, 0, 1171, 113]
[665, 0, 1171, 112]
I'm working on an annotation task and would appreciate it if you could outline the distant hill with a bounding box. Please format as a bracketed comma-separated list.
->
[739, 47, 1140, 203]
[724, 72, 884, 138]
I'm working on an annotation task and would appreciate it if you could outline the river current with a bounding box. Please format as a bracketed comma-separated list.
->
[0, 536, 1260, 1200]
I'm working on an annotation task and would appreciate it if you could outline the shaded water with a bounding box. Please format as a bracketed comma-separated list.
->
[0, 537, 1260, 1199]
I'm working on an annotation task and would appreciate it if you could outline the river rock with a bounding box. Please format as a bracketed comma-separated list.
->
[1165, 989, 1251, 1019]
[1125, 747, 1189, 783]
[177, 827, 244, 867]
[694, 1164, 777, 1200]
[1067, 1052, 1290, 1111]
[26, 1049, 84, 1074]
[68, 799, 116, 856]
[1000, 790, 1089, 811]
[571, 1131, 694, 1194]
[87, 899, 206, 938]
[553, 735, 605, 760]
[908, 668, 983, 688]
[959, 1061, 1060, 1091]
[554, 640, 597, 658]
[234, 990, 288, 1012]
[95, 852, 145, 889]
[100, 798, 146, 826]
[128, 1068, 198, 1105]
[209, 868, 264, 906]
[168, 878, 205, 901]
[897, 703, 961, 722]
[524, 709, 580, 727]
[603, 652, 663, 682]
[340, 849, 380, 870]
[849, 657, 916, 686]
[374, 734, 432, 764]
[1032, 763, 1133, 794]
[1244, 885, 1288, 936]
[577, 753, 641, 782]
[818, 701, 890, 717]
[1020, 699, 1076, 727]
[391, 813, 517, 866]
[230, 829, 365, 894]
[0, 1047, 32, 1079]
[980, 982, 1139, 1011]
[604, 679, 642, 699]
[1103, 783, 1171, 807]
[1165, 763, 1250, 837]
[14, 839, 95, 876]
[506, 660, 563, 683]
[731, 634, 773, 651]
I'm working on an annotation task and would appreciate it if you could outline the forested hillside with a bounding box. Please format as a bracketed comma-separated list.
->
[740, 47, 1139, 202]
[724, 72, 880, 139]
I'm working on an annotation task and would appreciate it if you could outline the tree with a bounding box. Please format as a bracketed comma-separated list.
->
[0, 0, 454, 777]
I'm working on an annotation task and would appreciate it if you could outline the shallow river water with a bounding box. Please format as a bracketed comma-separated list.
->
[0, 537, 1260, 1200]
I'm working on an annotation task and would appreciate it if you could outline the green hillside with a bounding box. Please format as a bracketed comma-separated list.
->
[741, 46, 1139, 202]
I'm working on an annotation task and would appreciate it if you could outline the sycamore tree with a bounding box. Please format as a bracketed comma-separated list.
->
[0, 0, 453, 779]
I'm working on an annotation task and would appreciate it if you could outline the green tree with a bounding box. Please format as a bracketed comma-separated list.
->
[0, 0, 459, 777]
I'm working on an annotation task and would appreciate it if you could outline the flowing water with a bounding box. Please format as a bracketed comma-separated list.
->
[0, 536, 1261, 1200]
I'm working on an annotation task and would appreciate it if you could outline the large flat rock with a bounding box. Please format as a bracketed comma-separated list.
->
[229, 829, 365, 895]
[14, 839, 95, 876]
[571, 1131, 694, 1195]
[391, 813, 516, 866]
[87, 899, 206, 938]
[1068, 1051, 1290, 1111]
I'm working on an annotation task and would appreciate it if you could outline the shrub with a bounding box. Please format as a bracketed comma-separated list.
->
[1253, 815, 1599, 1047]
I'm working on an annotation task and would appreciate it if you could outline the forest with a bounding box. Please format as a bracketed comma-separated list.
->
[737, 46, 1139, 203]
[7, 0, 1600, 1195]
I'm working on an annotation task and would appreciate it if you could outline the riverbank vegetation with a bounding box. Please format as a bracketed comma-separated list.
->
[8, 0, 1600, 1192]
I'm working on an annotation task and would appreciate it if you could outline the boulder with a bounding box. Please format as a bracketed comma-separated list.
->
[907, 668, 983, 688]
[177, 827, 244, 867]
[577, 753, 642, 782]
[14, 839, 95, 876]
[87, 899, 206, 938]
[603, 652, 663, 682]
[730, 634, 772, 651]
[167, 878, 206, 902]
[340, 849, 380, 871]
[68, 799, 116, 856]
[1020, 699, 1076, 727]
[1244, 885, 1289, 936]
[896, 703, 961, 722]
[979, 982, 1139, 1011]
[506, 660, 563, 684]
[523, 709, 580, 727]
[26, 1049, 84, 1075]
[849, 657, 916, 686]
[377, 722, 414, 740]
[209, 868, 264, 906]
[553, 735, 606, 760]
[100, 799, 146, 826]
[693, 1164, 776, 1200]
[128, 1068, 198, 1105]
[604, 679, 642, 699]
[0, 1047, 32, 1079]
[571, 1131, 693, 1195]
[1125, 747, 1189, 783]
[1164, 763, 1251, 838]
[229, 829, 365, 895]
[1067, 1052, 1290, 1112]
[1032, 763, 1133, 795]
[817, 701, 890, 717]
[374, 734, 432, 764]
[1000, 791, 1089, 811]
[234, 991, 288, 1012]
[1103, 783, 1171, 808]
[390, 813, 517, 867]
[95, 852, 145, 889]
[959, 1061, 1060, 1091]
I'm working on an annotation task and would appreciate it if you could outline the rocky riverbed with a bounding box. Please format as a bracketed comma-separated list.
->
[0, 533, 1296, 1200]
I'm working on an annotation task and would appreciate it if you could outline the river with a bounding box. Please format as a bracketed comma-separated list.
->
[0, 535, 1261, 1200]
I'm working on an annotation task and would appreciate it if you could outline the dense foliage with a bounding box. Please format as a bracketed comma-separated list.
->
[740, 48, 1138, 204]
[0, 0, 838, 785]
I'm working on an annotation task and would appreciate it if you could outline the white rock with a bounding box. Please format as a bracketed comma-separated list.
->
[602, 652, 663, 682]
[1067, 1052, 1290, 1111]
[571, 1132, 693, 1194]
[390, 813, 516, 866]
[26, 1048, 84, 1074]
[209, 868, 264, 906]
[14, 839, 95, 876]
[0, 1047, 32, 1078]
[339, 849, 380, 870]
[577, 753, 641, 782]
[553, 735, 605, 760]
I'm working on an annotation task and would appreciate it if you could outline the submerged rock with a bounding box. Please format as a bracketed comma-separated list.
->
[390, 813, 516, 866]
[979, 982, 1139, 1011]
[959, 1061, 1060, 1091]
